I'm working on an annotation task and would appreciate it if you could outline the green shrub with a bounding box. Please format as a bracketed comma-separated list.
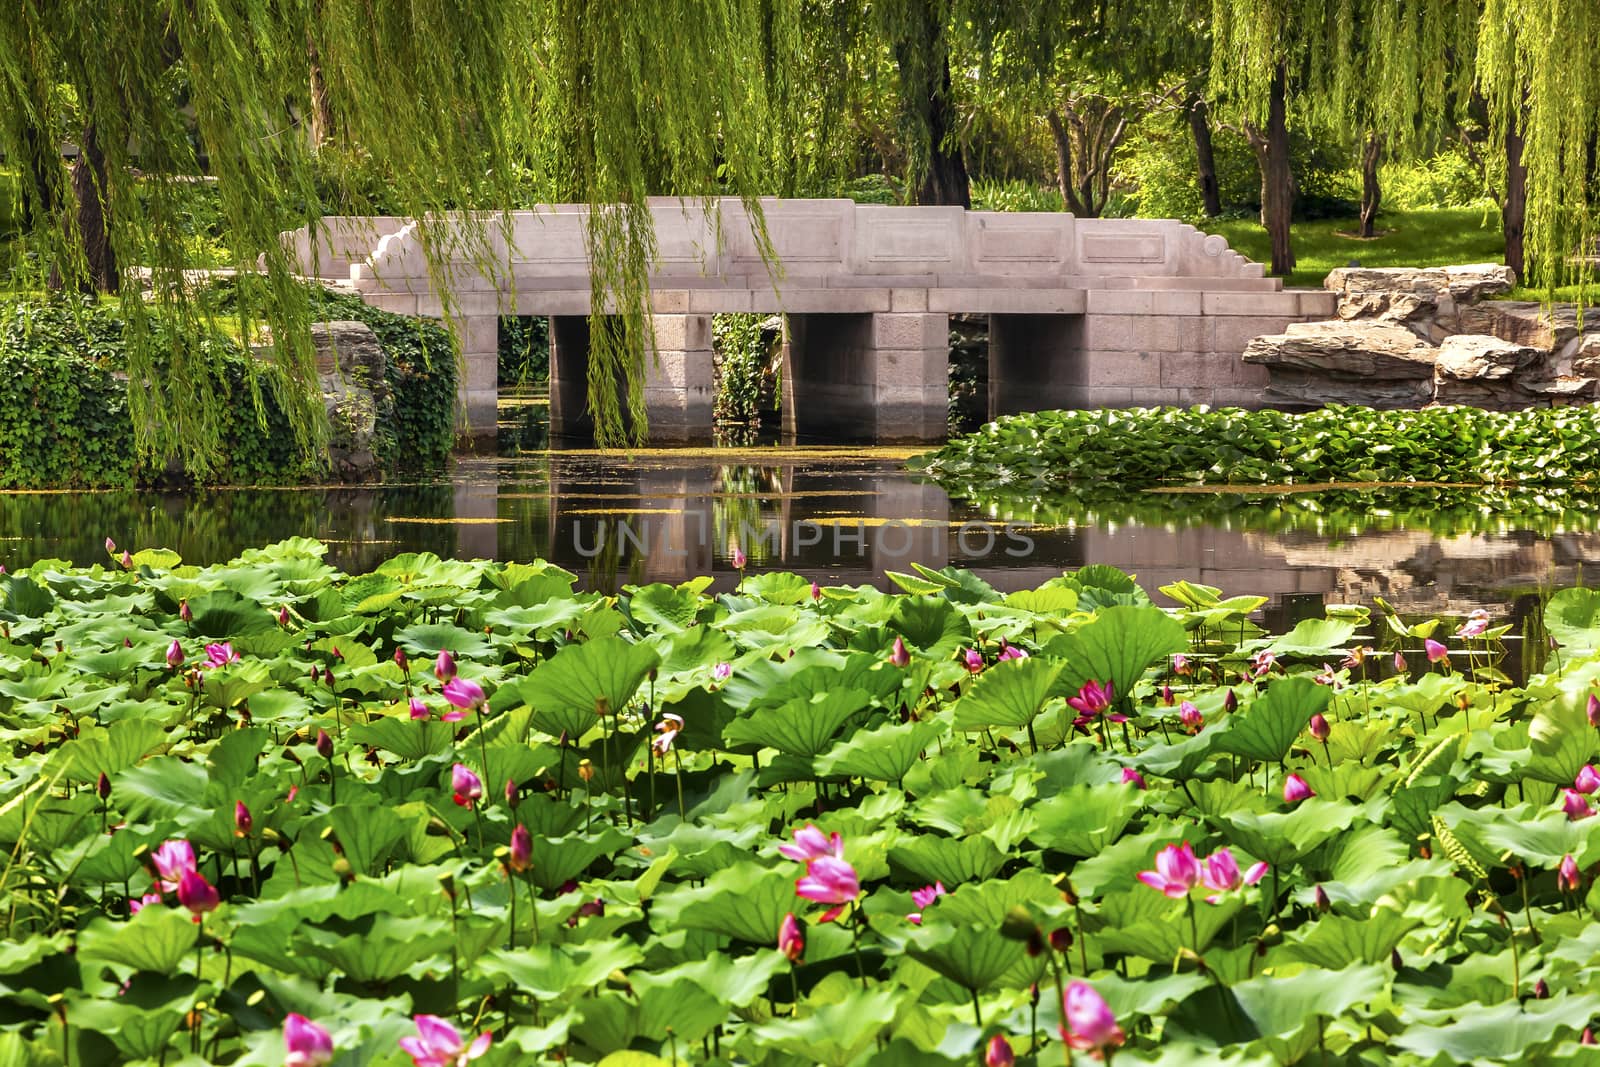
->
[1381, 148, 1495, 211]
[712, 312, 778, 431]
[970, 180, 1066, 213]
[499, 315, 549, 386]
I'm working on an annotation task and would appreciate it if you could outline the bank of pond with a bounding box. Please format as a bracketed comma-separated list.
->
[2, 544, 1600, 1063]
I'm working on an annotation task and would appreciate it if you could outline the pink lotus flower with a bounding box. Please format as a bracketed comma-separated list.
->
[1137, 842, 1202, 898]
[434, 650, 456, 682]
[1249, 650, 1276, 678]
[962, 648, 984, 673]
[508, 824, 532, 873]
[1200, 847, 1268, 902]
[998, 643, 1028, 662]
[907, 881, 946, 924]
[1121, 767, 1146, 789]
[1456, 610, 1491, 639]
[151, 839, 197, 892]
[796, 855, 859, 913]
[452, 764, 484, 807]
[1560, 854, 1582, 892]
[711, 662, 732, 684]
[732, 547, 747, 570]
[1577, 765, 1600, 795]
[1061, 981, 1125, 1053]
[165, 639, 184, 669]
[1283, 773, 1314, 805]
[284, 1013, 334, 1067]
[1172, 653, 1191, 676]
[651, 712, 684, 755]
[889, 636, 910, 668]
[202, 643, 239, 669]
[410, 697, 429, 720]
[129, 892, 162, 915]
[778, 912, 804, 961]
[1425, 639, 1448, 664]
[399, 1015, 491, 1067]
[176, 868, 219, 918]
[779, 823, 843, 863]
[1342, 646, 1370, 669]
[1309, 713, 1330, 742]
[1313, 663, 1343, 689]
[441, 676, 485, 718]
[1563, 789, 1595, 821]
[1068, 679, 1122, 725]
[985, 1034, 1015, 1067]
[1178, 700, 1203, 733]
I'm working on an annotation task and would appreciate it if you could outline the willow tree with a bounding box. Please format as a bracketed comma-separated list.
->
[1209, 0, 1473, 276]
[0, 0, 809, 469]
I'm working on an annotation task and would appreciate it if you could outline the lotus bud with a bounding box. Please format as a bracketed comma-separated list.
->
[1560, 854, 1582, 892]
[176, 869, 220, 918]
[234, 801, 252, 837]
[504, 779, 520, 807]
[315, 728, 333, 760]
[96, 772, 111, 801]
[1577, 765, 1600, 795]
[1161, 683, 1174, 706]
[277, 605, 290, 626]
[1584, 1028, 1596, 1046]
[324, 667, 335, 688]
[1535, 978, 1550, 999]
[330, 645, 343, 661]
[1283, 773, 1314, 805]
[451, 763, 484, 807]
[963, 647, 983, 673]
[985, 1035, 1015, 1067]
[1424, 638, 1448, 664]
[810, 581, 821, 601]
[1049, 927, 1073, 953]
[119, 550, 132, 570]
[578, 759, 594, 783]
[889, 636, 910, 668]
[282, 1014, 333, 1067]
[409, 697, 429, 720]
[778, 912, 804, 961]
[1309, 712, 1330, 742]
[1391, 947, 1403, 971]
[1394, 650, 1406, 673]
[1314, 885, 1331, 912]
[394, 647, 408, 672]
[1172, 652, 1190, 675]
[309, 665, 320, 684]
[1589, 692, 1600, 728]
[1120, 767, 1146, 790]
[166, 639, 183, 669]
[434, 650, 456, 682]
[732, 547, 747, 569]
[178, 599, 192, 623]
[508, 824, 532, 873]
[1223, 689, 1237, 712]
[104, 537, 116, 555]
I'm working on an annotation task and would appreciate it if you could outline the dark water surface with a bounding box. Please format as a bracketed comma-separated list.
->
[4, 444, 1600, 633]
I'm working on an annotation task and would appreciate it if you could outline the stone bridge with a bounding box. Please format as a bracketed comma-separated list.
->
[283, 199, 1335, 442]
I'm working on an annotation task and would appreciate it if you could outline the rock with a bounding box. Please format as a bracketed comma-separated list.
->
[1572, 334, 1600, 377]
[1242, 321, 1437, 408]
[1456, 300, 1583, 353]
[311, 321, 390, 480]
[1431, 335, 1551, 409]
[1323, 264, 1515, 337]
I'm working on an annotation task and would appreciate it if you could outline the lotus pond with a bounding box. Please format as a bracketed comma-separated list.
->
[11, 540, 1600, 1064]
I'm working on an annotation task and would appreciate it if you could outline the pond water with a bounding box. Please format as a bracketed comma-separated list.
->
[4, 427, 1600, 642]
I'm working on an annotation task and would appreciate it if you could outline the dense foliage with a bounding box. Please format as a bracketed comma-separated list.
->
[3, 545, 1600, 1063]
[912, 405, 1600, 493]
[712, 312, 780, 435]
[0, 293, 454, 487]
[498, 317, 550, 389]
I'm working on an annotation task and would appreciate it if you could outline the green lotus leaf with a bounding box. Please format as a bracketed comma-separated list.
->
[1547, 588, 1600, 653]
[814, 718, 944, 783]
[1056, 605, 1186, 702]
[905, 921, 1025, 992]
[746, 987, 901, 1067]
[1392, 993, 1600, 1062]
[889, 834, 1005, 887]
[526, 828, 630, 892]
[652, 860, 795, 946]
[1213, 675, 1330, 763]
[66, 973, 195, 1060]
[394, 620, 495, 661]
[518, 635, 660, 741]
[1028, 781, 1143, 856]
[722, 688, 870, 757]
[77, 905, 198, 976]
[1216, 799, 1358, 866]
[889, 596, 970, 658]
[951, 657, 1065, 731]
[1262, 617, 1357, 657]
[296, 913, 455, 983]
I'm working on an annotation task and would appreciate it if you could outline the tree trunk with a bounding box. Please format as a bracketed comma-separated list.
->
[51, 121, 117, 294]
[308, 37, 334, 149]
[17, 124, 61, 230]
[1186, 94, 1222, 217]
[1359, 133, 1383, 238]
[1503, 102, 1527, 284]
[914, 55, 970, 208]
[1046, 110, 1084, 215]
[1248, 64, 1295, 276]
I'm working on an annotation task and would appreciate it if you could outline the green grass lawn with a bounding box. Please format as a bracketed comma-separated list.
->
[1202, 205, 1507, 288]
